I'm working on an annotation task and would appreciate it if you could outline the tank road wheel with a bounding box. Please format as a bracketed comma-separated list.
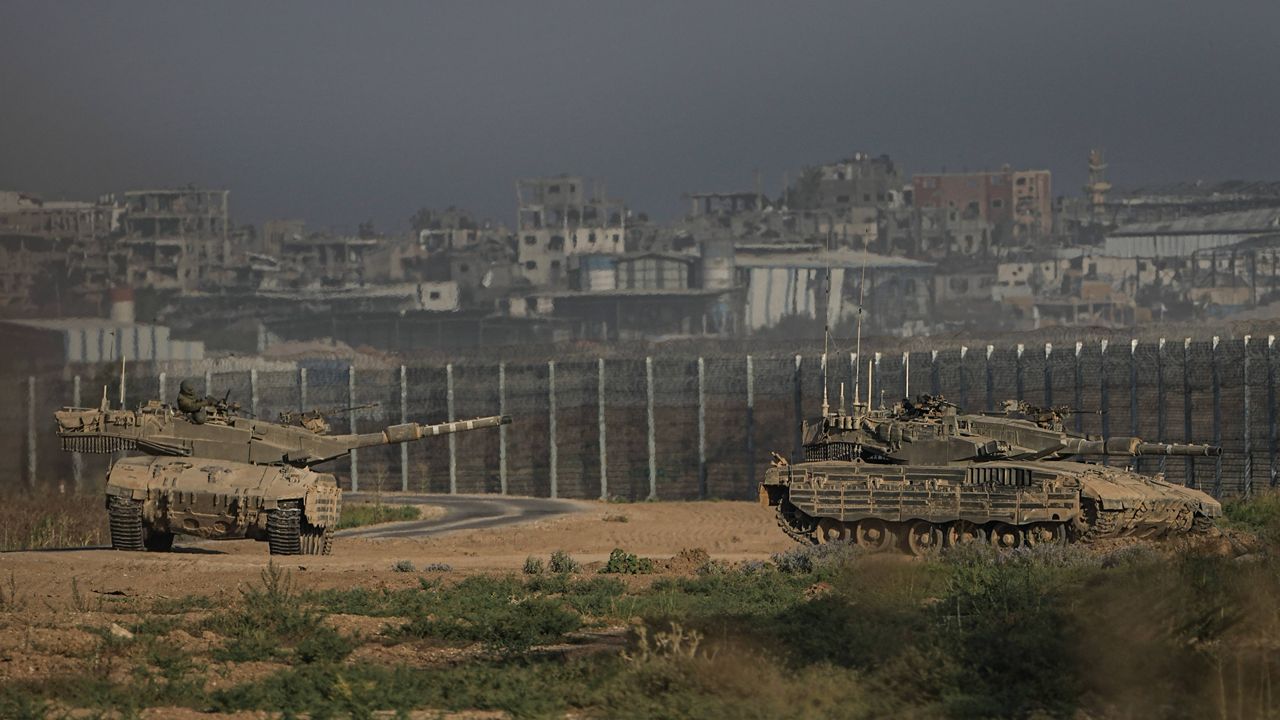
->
[904, 521, 943, 556]
[143, 529, 175, 552]
[1023, 523, 1066, 547]
[854, 519, 895, 552]
[988, 522, 1023, 550]
[299, 523, 333, 556]
[267, 501, 303, 556]
[1191, 513, 1214, 535]
[945, 520, 985, 547]
[107, 496, 145, 551]
[815, 518, 845, 545]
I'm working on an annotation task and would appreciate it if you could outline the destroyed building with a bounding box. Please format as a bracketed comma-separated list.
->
[516, 176, 626, 287]
[114, 188, 231, 292]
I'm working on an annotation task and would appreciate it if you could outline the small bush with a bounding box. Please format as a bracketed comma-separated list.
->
[421, 562, 452, 573]
[771, 543, 860, 574]
[336, 503, 420, 530]
[603, 514, 629, 523]
[523, 556, 545, 575]
[600, 548, 654, 575]
[392, 560, 416, 573]
[549, 550, 580, 574]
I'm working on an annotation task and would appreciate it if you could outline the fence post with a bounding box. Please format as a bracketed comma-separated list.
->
[1270, 336, 1277, 489]
[597, 358, 608, 500]
[1074, 342, 1084, 434]
[902, 351, 910, 400]
[499, 362, 508, 495]
[1129, 340, 1139, 471]
[348, 365, 358, 492]
[958, 346, 968, 408]
[1244, 336, 1253, 497]
[1184, 338, 1194, 488]
[448, 363, 458, 495]
[72, 375, 82, 491]
[746, 355, 755, 492]
[697, 356, 707, 499]
[158, 371, 167, 405]
[875, 352, 883, 408]
[1015, 343, 1025, 401]
[399, 365, 408, 492]
[1212, 336, 1222, 497]
[249, 368, 259, 420]
[984, 345, 994, 412]
[1099, 341, 1110, 450]
[204, 369, 212, 398]
[1043, 344, 1053, 407]
[299, 367, 307, 411]
[930, 350, 940, 397]
[547, 360, 556, 499]
[793, 355, 803, 457]
[646, 356, 656, 500]
[27, 375, 36, 490]
[1157, 338, 1167, 476]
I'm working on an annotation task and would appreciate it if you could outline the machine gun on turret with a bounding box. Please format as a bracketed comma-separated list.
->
[277, 402, 381, 435]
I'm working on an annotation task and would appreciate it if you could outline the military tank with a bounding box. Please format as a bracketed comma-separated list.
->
[55, 395, 510, 555]
[759, 394, 1222, 554]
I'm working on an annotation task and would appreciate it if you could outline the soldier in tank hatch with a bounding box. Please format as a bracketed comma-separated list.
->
[176, 379, 215, 424]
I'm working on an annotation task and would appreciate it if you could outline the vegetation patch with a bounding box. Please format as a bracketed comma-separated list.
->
[336, 502, 421, 530]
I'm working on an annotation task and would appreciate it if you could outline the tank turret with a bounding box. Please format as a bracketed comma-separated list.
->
[762, 394, 1223, 553]
[55, 395, 511, 556]
[54, 399, 510, 467]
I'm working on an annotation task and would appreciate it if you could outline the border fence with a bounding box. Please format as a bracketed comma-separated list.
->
[5, 333, 1276, 501]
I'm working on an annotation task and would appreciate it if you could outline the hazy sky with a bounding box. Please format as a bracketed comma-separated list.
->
[2, 1, 1277, 231]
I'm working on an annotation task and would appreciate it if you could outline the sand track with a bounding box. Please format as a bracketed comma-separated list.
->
[0, 500, 789, 603]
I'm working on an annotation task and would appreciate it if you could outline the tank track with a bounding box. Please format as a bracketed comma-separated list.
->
[1191, 513, 1214, 535]
[108, 496, 145, 551]
[268, 501, 303, 555]
[775, 505, 819, 545]
[299, 523, 333, 556]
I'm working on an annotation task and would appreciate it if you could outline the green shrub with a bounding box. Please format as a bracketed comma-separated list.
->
[523, 556, 545, 575]
[549, 550, 580, 574]
[336, 503, 420, 530]
[600, 548, 654, 575]
[392, 560, 416, 573]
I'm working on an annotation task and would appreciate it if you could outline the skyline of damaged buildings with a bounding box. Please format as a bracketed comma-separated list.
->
[4, 149, 1280, 363]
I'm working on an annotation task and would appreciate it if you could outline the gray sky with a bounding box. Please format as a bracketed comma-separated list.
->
[2, 1, 1277, 231]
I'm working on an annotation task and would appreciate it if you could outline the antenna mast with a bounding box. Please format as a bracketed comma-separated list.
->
[821, 228, 831, 416]
[853, 233, 870, 408]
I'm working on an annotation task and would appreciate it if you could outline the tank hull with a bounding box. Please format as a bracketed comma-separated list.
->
[760, 459, 1221, 552]
[105, 456, 342, 555]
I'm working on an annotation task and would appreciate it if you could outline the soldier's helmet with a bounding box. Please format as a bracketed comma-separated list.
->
[179, 379, 196, 395]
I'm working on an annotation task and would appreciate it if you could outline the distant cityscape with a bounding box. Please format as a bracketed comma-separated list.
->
[4, 149, 1280, 368]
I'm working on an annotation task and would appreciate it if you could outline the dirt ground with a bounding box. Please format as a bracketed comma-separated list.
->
[0, 500, 791, 605]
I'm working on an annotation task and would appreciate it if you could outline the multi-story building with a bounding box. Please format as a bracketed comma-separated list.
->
[912, 166, 1052, 240]
[516, 175, 626, 286]
[814, 153, 904, 210]
[115, 188, 230, 291]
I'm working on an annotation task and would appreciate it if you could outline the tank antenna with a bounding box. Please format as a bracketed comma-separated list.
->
[852, 233, 870, 409]
[838, 382, 846, 415]
[821, 229, 832, 417]
[867, 358, 874, 411]
[119, 354, 126, 408]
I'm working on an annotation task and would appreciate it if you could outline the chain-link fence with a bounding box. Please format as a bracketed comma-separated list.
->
[7, 334, 1277, 500]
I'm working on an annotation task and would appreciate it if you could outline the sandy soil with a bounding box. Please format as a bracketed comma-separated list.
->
[0, 500, 791, 604]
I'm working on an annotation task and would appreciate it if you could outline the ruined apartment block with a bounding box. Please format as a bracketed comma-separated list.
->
[116, 188, 230, 291]
[516, 175, 625, 286]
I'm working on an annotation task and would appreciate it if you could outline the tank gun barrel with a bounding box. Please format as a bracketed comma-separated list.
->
[344, 415, 511, 451]
[1062, 437, 1221, 457]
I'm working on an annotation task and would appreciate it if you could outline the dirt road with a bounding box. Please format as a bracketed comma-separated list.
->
[0, 499, 791, 604]
[338, 493, 583, 540]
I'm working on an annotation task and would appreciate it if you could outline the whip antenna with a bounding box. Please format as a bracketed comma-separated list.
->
[853, 233, 870, 408]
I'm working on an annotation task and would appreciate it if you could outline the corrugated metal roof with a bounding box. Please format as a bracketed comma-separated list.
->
[1110, 208, 1280, 236]
[734, 247, 931, 270]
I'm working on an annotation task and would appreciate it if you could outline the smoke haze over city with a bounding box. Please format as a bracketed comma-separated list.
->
[3, 0, 1278, 228]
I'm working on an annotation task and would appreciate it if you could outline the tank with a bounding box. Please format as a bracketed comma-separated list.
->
[55, 396, 511, 555]
[759, 395, 1223, 554]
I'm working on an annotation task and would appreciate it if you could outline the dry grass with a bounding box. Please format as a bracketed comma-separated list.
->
[0, 492, 107, 551]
